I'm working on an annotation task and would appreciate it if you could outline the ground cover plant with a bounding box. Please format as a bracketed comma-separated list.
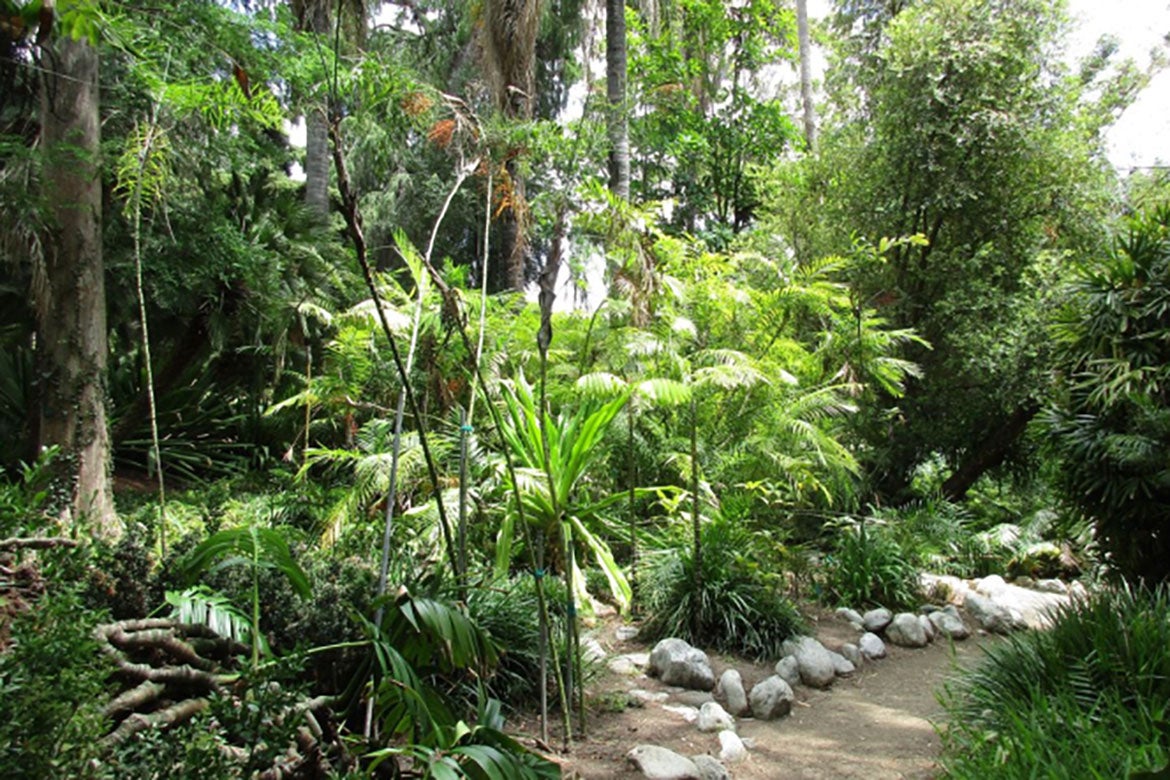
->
[939, 585, 1170, 778]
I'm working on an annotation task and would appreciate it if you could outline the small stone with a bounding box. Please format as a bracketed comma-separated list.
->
[580, 637, 606, 663]
[886, 612, 928, 648]
[858, 632, 887, 659]
[780, 636, 836, 688]
[918, 614, 936, 643]
[840, 643, 862, 667]
[928, 609, 970, 640]
[627, 745, 702, 780]
[863, 607, 893, 633]
[691, 755, 730, 780]
[749, 675, 795, 720]
[715, 669, 750, 717]
[719, 730, 749, 763]
[828, 650, 856, 677]
[836, 607, 865, 627]
[774, 655, 801, 687]
[697, 701, 736, 733]
[662, 704, 699, 723]
[671, 690, 715, 707]
[629, 689, 669, 706]
[964, 593, 1013, 634]
[608, 656, 640, 676]
[617, 625, 641, 641]
[649, 639, 717, 691]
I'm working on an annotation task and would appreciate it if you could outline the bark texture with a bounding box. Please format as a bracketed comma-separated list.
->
[797, 0, 817, 150]
[606, 0, 630, 199]
[37, 35, 118, 538]
[482, 0, 540, 293]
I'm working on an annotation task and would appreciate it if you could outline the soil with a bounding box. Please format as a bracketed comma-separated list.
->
[522, 611, 997, 779]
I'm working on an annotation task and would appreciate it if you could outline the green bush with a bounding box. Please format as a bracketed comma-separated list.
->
[640, 516, 805, 659]
[1044, 206, 1170, 584]
[824, 519, 921, 609]
[939, 584, 1170, 778]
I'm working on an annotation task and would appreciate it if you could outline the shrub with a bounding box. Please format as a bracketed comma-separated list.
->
[824, 519, 921, 609]
[640, 516, 805, 659]
[1043, 206, 1170, 584]
[939, 584, 1170, 778]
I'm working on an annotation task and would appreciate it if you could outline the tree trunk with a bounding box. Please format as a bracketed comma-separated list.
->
[606, 0, 630, 200]
[482, 0, 540, 293]
[941, 401, 1040, 502]
[37, 34, 119, 538]
[295, 0, 332, 223]
[797, 0, 817, 150]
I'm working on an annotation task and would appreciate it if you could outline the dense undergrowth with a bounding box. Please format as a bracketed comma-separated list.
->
[939, 585, 1170, 778]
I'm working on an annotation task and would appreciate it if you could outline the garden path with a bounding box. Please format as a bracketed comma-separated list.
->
[537, 612, 997, 779]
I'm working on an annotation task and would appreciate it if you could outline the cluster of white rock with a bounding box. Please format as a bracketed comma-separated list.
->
[618, 574, 1079, 779]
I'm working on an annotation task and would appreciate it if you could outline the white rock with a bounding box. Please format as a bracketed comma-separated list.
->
[828, 650, 856, 677]
[774, 655, 801, 687]
[918, 613, 936, 643]
[649, 639, 716, 691]
[662, 704, 699, 723]
[627, 745, 702, 780]
[928, 610, 970, 640]
[858, 632, 887, 659]
[616, 625, 641, 641]
[836, 607, 865, 627]
[749, 675, 795, 720]
[964, 593, 1013, 634]
[608, 656, 641, 676]
[863, 607, 893, 633]
[1034, 579, 1068, 595]
[715, 669, 750, 717]
[697, 701, 736, 733]
[629, 689, 669, 706]
[886, 612, 928, 648]
[718, 730, 749, 763]
[780, 636, 836, 688]
[691, 755, 730, 780]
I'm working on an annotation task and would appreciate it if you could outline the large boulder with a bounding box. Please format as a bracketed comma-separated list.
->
[697, 701, 736, 733]
[749, 675, 795, 720]
[781, 636, 837, 688]
[691, 755, 730, 780]
[858, 632, 887, 659]
[862, 607, 893, 633]
[918, 614, 936, 643]
[885, 612, 928, 648]
[715, 669, 750, 717]
[649, 638, 716, 691]
[627, 745, 701, 780]
[928, 609, 970, 640]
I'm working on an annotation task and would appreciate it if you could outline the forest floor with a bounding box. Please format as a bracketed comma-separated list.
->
[519, 610, 996, 779]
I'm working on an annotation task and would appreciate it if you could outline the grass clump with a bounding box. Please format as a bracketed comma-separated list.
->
[640, 515, 805, 660]
[938, 584, 1170, 778]
[824, 519, 921, 609]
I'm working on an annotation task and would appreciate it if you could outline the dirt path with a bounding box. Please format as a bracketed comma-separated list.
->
[545, 617, 995, 779]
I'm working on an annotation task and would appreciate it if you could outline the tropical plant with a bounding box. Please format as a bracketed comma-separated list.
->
[823, 518, 921, 609]
[640, 513, 806, 659]
[493, 371, 633, 612]
[939, 584, 1170, 778]
[179, 524, 311, 669]
[1044, 206, 1170, 584]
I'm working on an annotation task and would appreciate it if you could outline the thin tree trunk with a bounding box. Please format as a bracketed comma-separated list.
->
[941, 402, 1040, 502]
[297, 1, 332, 222]
[606, 0, 630, 199]
[690, 395, 701, 640]
[797, 0, 817, 150]
[37, 33, 118, 538]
